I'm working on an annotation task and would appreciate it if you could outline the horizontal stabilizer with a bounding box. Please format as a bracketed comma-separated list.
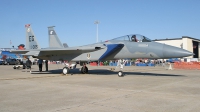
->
[10, 50, 29, 54]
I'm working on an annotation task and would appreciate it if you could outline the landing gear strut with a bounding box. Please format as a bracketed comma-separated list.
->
[116, 59, 127, 77]
[62, 62, 88, 75]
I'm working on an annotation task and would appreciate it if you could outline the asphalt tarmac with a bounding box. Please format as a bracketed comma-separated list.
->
[0, 64, 200, 112]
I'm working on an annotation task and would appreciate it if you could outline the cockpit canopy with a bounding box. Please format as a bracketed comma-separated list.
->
[112, 34, 151, 42]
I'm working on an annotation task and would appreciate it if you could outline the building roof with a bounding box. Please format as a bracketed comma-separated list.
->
[153, 36, 200, 42]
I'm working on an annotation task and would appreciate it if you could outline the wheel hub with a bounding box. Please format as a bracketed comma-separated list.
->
[63, 68, 68, 74]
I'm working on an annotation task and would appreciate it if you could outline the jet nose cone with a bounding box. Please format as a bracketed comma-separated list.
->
[163, 45, 193, 58]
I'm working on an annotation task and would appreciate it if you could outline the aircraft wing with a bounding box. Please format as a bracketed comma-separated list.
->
[10, 44, 124, 59]
[37, 47, 102, 55]
[10, 46, 105, 56]
[10, 50, 30, 54]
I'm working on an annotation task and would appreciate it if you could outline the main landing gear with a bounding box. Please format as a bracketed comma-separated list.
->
[62, 62, 88, 75]
[62, 63, 76, 75]
[63, 67, 70, 75]
[80, 64, 88, 74]
[62, 60, 126, 77]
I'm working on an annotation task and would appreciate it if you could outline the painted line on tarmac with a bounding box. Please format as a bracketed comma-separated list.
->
[0, 75, 63, 80]
[0, 73, 88, 80]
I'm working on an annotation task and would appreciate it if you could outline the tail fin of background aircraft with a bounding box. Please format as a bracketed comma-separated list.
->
[25, 24, 40, 49]
[48, 26, 64, 48]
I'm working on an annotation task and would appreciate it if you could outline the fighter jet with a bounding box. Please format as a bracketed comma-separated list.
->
[11, 32, 194, 76]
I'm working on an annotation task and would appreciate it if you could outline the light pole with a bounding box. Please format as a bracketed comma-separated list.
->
[94, 20, 100, 43]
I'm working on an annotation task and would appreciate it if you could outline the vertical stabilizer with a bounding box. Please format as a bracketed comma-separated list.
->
[25, 24, 40, 49]
[48, 26, 63, 48]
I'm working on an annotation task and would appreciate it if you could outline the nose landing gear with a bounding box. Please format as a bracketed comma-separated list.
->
[116, 59, 127, 77]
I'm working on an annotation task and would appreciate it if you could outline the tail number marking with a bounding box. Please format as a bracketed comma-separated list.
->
[29, 36, 35, 42]
[31, 45, 38, 49]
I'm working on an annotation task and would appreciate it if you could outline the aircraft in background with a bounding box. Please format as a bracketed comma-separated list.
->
[0, 51, 22, 59]
[11, 32, 194, 76]
[0, 46, 23, 59]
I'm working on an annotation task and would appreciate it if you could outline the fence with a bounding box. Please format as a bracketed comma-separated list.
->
[90, 62, 133, 66]
[174, 62, 200, 70]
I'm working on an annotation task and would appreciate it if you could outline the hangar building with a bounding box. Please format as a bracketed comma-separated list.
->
[153, 36, 200, 59]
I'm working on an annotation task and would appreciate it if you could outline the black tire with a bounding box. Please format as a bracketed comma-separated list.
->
[81, 66, 88, 74]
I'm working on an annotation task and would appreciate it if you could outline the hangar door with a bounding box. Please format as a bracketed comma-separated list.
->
[193, 41, 199, 58]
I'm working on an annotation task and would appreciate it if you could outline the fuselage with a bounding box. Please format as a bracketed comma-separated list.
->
[35, 40, 193, 62]
[13, 34, 193, 62]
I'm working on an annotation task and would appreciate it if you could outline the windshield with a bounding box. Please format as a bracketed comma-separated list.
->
[112, 34, 151, 42]
[111, 35, 130, 41]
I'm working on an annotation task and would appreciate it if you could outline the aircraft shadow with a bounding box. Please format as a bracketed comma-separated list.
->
[27, 69, 63, 75]
[124, 72, 184, 77]
[28, 69, 184, 77]
[88, 69, 184, 77]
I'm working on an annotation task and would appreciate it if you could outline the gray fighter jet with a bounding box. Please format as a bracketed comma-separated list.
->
[12, 27, 193, 76]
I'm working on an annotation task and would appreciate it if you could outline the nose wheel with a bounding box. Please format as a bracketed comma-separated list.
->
[116, 59, 127, 77]
[118, 71, 124, 77]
